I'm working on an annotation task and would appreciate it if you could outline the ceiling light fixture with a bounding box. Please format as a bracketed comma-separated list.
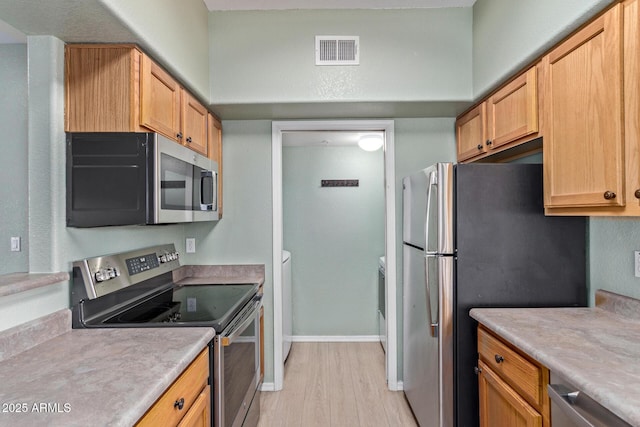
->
[358, 134, 384, 151]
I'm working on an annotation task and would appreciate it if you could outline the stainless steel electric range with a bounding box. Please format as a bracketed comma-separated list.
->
[71, 243, 262, 427]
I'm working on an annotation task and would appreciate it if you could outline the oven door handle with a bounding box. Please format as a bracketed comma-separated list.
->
[221, 296, 262, 347]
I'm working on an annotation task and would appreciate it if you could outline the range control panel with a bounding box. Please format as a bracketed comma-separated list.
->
[73, 243, 181, 300]
[126, 253, 160, 275]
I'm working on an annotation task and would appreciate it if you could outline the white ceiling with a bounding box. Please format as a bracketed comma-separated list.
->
[204, 0, 476, 11]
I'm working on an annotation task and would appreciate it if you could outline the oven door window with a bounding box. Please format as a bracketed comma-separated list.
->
[160, 153, 214, 211]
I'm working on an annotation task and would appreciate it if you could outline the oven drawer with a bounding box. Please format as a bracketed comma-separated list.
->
[137, 347, 209, 427]
[478, 327, 543, 407]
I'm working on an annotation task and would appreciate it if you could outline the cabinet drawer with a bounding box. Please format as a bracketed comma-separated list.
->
[478, 327, 543, 407]
[137, 348, 209, 426]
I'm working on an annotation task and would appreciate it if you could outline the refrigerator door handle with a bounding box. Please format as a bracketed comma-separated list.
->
[424, 170, 438, 257]
[424, 253, 439, 337]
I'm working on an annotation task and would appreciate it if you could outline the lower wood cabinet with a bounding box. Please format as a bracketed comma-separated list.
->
[177, 386, 210, 427]
[477, 326, 549, 427]
[136, 347, 210, 427]
[478, 360, 542, 427]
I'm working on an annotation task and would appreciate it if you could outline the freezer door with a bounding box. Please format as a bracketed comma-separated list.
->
[403, 245, 454, 427]
[402, 163, 454, 255]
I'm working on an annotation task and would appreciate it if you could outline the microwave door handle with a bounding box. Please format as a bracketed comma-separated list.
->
[200, 170, 215, 211]
[212, 170, 218, 212]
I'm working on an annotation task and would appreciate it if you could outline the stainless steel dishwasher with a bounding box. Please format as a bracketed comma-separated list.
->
[548, 373, 632, 427]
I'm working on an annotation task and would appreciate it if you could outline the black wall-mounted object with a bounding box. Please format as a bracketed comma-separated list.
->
[321, 179, 359, 187]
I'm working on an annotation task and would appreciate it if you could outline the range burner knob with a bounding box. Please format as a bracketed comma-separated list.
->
[95, 267, 119, 282]
[159, 254, 167, 263]
[95, 269, 108, 282]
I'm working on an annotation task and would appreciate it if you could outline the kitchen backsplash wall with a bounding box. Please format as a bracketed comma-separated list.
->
[589, 219, 640, 304]
[186, 120, 275, 381]
[0, 44, 28, 276]
[283, 144, 384, 337]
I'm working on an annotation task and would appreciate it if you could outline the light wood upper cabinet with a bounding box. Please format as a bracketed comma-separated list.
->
[65, 44, 215, 158]
[140, 54, 182, 142]
[543, 4, 625, 210]
[544, 0, 640, 216]
[182, 92, 208, 156]
[456, 65, 540, 163]
[456, 103, 487, 162]
[487, 67, 539, 150]
[65, 45, 142, 132]
[207, 114, 223, 217]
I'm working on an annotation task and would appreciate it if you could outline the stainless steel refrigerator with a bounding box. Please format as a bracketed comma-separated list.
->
[402, 162, 586, 427]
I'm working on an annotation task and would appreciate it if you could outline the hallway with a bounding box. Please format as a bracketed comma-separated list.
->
[258, 342, 418, 426]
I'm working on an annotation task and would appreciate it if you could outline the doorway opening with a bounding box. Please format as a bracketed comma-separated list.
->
[271, 120, 398, 391]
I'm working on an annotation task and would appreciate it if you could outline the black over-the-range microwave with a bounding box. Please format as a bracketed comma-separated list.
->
[66, 132, 219, 227]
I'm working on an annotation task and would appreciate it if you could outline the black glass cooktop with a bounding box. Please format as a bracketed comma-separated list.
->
[102, 283, 259, 332]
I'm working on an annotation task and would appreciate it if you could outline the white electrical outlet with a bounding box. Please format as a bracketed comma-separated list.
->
[10, 237, 20, 252]
[186, 238, 196, 253]
[635, 251, 640, 278]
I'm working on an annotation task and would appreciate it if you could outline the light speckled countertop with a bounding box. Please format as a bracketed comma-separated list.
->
[0, 272, 69, 297]
[0, 263, 264, 426]
[173, 264, 265, 286]
[470, 290, 640, 426]
[0, 309, 214, 427]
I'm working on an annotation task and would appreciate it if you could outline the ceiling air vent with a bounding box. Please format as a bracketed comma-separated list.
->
[315, 36, 359, 66]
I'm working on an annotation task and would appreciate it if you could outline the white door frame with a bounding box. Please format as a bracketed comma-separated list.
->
[271, 120, 398, 391]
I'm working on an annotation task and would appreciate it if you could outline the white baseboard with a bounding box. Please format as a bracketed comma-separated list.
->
[260, 382, 275, 392]
[291, 335, 380, 343]
[396, 381, 404, 391]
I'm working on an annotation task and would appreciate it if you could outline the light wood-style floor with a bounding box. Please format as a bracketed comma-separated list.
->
[258, 342, 418, 427]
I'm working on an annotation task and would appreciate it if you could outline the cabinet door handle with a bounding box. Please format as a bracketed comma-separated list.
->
[174, 397, 185, 410]
[603, 191, 616, 200]
[177, 132, 183, 139]
[634, 189, 640, 199]
[186, 136, 193, 143]
[486, 139, 492, 146]
[494, 354, 504, 364]
[477, 144, 483, 150]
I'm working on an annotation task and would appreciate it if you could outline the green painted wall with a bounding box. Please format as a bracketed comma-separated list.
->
[209, 8, 472, 104]
[472, 0, 613, 98]
[283, 145, 384, 336]
[97, 0, 210, 100]
[189, 118, 455, 383]
[0, 36, 189, 331]
[589, 219, 640, 304]
[0, 44, 28, 275]
[187, 120, 274, 381]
